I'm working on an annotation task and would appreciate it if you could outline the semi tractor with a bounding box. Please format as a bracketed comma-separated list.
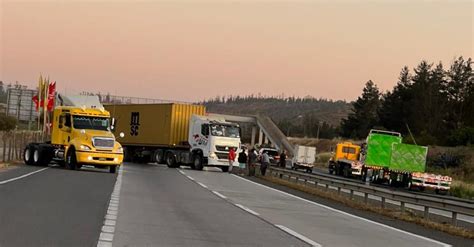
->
[328, 129, 452, 193]
[105, 103, 242, 172]
[23, 95, 124, 173]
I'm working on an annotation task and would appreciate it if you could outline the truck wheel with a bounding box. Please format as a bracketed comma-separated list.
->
[36, 145, 53, 166]
[32, 146, 42, 166]
[221, 166, 229, 172]
[109, 165, 117, 174]
[193, 154, 204, 171]
[24, 145, 35, 166]
[154, 150, 164, 164]
[66, 148, 78, 170]
[343, 165, 350, 177]
[166, 153, 178, 168]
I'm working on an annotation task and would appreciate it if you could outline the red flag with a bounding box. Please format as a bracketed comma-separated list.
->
[47, 81, 56, 111]
[32, 95, 39, 111]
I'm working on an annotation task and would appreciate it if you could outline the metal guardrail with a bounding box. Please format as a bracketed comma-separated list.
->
[267, 166, 474, 226]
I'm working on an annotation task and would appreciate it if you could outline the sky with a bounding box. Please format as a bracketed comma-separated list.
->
[1, 0, 473, 102]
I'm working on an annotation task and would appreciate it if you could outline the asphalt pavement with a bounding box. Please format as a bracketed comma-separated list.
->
[0, 163, 472, 247]
[112, 163, 307, 246]
[0, 165, 115, 246]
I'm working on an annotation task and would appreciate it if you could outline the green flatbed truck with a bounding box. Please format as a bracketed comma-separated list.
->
[330, 129, 452, 193]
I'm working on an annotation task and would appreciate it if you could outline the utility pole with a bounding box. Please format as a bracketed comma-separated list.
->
[316, 121, 323, 140]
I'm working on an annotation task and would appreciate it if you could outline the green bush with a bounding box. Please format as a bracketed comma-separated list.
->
[447, 127, 474, 146]
[450, 183, 474, 200]
[0, 114, 17, 131]
[316, 152, 333, 163]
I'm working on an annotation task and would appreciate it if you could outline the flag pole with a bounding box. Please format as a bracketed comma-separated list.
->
[43, 77, 49, 140]
[37, 75, 43, 131]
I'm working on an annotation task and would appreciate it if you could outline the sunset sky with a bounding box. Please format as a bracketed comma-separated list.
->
[1, 0, 472, 102]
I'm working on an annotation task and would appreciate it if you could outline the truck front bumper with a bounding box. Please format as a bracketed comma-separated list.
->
[76, 151, 123, 166]
[207, 158, 235, 167]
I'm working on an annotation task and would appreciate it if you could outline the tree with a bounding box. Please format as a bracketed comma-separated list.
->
[405, 61, 446, 143]
[341, 80, 381, 138]
[378, 66, 413, 133]
[0, 114, 17, 131]
[443, 57, 473, 129]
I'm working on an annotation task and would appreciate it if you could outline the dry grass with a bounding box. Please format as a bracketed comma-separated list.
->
[259, 174, 474, 239]
[0, 161, 22, 171]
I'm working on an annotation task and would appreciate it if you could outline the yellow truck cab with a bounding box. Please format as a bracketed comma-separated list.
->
[328, 142, 362, 177]
[23, 96, 123, 173]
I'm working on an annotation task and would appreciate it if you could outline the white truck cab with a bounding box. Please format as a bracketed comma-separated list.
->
[189, 115, 241, 171]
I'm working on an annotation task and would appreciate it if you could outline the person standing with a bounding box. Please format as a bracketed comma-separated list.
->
[228, 147, 236, 173]
[261, 151, 270, 176]
[238, 147, 247, 175]
[248, 148, 258, 176]
[279, 151, 287, 168]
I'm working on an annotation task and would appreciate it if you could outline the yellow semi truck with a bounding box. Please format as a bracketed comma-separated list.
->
[23, 96, 123, 173]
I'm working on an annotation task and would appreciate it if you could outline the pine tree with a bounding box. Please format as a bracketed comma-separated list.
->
[378, 66, 413, 133]
[341, 80, 381, 138]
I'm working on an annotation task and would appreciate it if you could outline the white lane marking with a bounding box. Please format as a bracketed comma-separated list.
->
[235, 203, 260, 216]
[178, 169, 186, 175]
[232, 175, 451, 247]
[97, 166, 123, 247]
[186, 175, 195, 181]
[276, 225, 322, 247]
[197, 182, 208, 188]
[0, 167, 49, 185]
[212, 191, 227, 199]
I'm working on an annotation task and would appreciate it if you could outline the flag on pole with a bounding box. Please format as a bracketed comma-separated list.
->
[47, 81, 56, 111]
[32, 75, 44, 111]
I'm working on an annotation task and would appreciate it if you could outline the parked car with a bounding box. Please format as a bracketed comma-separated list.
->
[258, 147, 280, 165]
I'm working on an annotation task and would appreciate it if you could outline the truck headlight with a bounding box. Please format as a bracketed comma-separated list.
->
[209, 152, 217, 159]
[80, 145, 92, 151]
[117, 147, 123, 153]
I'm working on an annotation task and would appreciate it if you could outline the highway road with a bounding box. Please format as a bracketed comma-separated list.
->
[307, 167, 474, 224]
[0, 163, 472, 246]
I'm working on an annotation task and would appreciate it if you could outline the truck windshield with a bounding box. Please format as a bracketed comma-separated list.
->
[73, 116, 109, 131]
[210, 124, 240, 138]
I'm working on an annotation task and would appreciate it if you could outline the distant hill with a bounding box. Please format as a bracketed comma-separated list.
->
[203, 96, 352, 138]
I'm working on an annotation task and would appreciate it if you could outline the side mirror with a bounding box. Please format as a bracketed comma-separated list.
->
[119, 132, 125, 138]
[111, 118, 116, 132]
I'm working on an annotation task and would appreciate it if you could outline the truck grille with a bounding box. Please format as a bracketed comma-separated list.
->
[92, 137, 115, 149]
[215, 145, 237, 152]
[216, 152, 229, 160]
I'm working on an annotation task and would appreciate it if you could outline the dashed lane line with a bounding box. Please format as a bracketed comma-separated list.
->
[197, 182, 208, 188]
[231, 174, 451, 247]
[212, 191, 227, 199]
[276, 225, 322, 247]
[234, 203, 260, 216]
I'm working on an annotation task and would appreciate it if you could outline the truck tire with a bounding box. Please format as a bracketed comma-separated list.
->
[343, 165, 350, 178]
[193, 154, 204, 171]
[33, 145, 49, 166]
[37, 144, 53, 166]
[221, 166, 229, 172]
[109, 165, 117, 174]
[23, 145, 35, 166]
[328, 162, 334, 175]
[154, 150, 165, 164]
[166, 153, 178, 168]
[66, 148, 78, 170]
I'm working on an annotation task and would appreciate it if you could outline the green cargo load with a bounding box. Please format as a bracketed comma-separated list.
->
[365, 132, 402, 168]
[389, 143, 427, 172]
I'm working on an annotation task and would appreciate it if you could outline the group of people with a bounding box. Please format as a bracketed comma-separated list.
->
[227, 147, 287, 176]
